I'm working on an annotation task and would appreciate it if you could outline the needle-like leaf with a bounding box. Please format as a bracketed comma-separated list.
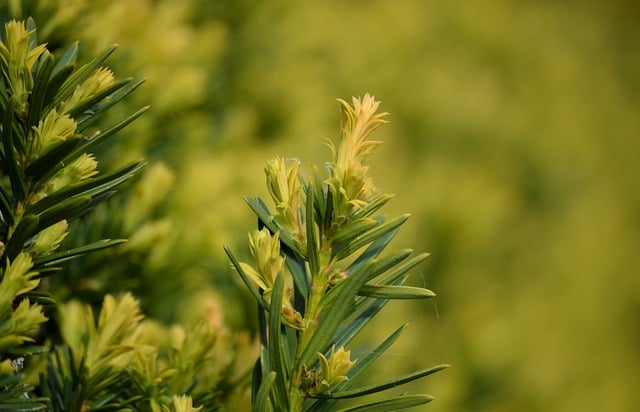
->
[306, 182, 320, 277]
[336, 394, 434, 412]
[224, 246, 270, 311]
[27, 50, 55, 126]
[63, 77, 134, 118]
[33, 239, 127, 267]
[5, 214, 39, 260]
[312, 364, 450, 399]
[333, 214, 409, 261]
[357, 284, 436, 299]
[269, 274, 290, 410]
[75, 78, 146, 132]
[254, 371, 276, 412]
[2, 100, 26, 202]
[245, 196, 304, 257]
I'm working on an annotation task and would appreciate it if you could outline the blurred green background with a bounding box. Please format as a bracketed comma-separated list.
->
[5, 0, 640, 410]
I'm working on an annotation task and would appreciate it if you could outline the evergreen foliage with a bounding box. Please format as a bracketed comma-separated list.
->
[0, 19, 252, 411]
[227, 95, 447, 411]
[2, 1, 637, 411]
[0, 16, 446, 411]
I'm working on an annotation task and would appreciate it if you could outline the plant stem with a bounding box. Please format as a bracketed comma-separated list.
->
[289, 250, 332, 410]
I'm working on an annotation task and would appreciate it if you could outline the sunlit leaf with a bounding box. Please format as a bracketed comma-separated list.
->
[50, 44, 118, 109]
[64, 77, 134, 118]
[224, 246, 269, 311]
[312, 364, 449, 399]
[27, 161, 145, 215]
[330, 218, 378, 245]
[61, 106, 149, 169]
[76, 79, 146, 132]
[333, 214, 410, 260]
[336, 394, 434, 411]
[357, 284, 435, 299]
[309, 325, 408, 412]
[268, 273, 290, 410]
[245, 196, 304, 258]
[33, 239, 127, 267]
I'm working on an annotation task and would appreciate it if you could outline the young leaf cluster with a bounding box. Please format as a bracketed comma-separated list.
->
[227, 94, 448, 411]
[0, 18, 256, 411]
[0, 18, 146, 410]
[42, 292, 247, 412]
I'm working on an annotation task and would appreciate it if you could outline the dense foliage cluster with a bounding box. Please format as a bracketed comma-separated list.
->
[0, 11, 446, 412]
[227, 94, 447, 411]
[2, 1, 639, 411]
[0, 18, 252, 411]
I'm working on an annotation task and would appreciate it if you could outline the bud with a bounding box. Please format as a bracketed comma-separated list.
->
[265, 156, 304, 239]
[61, 67, 115, 113]
[0, 20, 47, 116]
[170, 395, 202, 412]
[326, 94, 389, 218]
[31, 220, 69, 254]
[281, 286, 304, 329]
[32, 109, 78, 157]
[0, 253, 38, 298]
[45, 153, 98, 193]
[248, 228, 285, 292]
[8, 299, 47, 342]
[315, 346, 357, 393]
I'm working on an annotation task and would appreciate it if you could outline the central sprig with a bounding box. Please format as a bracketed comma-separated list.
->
[227, 94, 447, 412]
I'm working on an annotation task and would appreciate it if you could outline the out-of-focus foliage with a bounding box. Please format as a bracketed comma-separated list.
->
[4, 0, 639, 411]
[0, 16, 146, 409]
[47, 293, 252, 411]
[0, 16, 254, 411]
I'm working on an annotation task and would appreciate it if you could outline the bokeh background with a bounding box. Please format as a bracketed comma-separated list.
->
[4, 1, 640, 410]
